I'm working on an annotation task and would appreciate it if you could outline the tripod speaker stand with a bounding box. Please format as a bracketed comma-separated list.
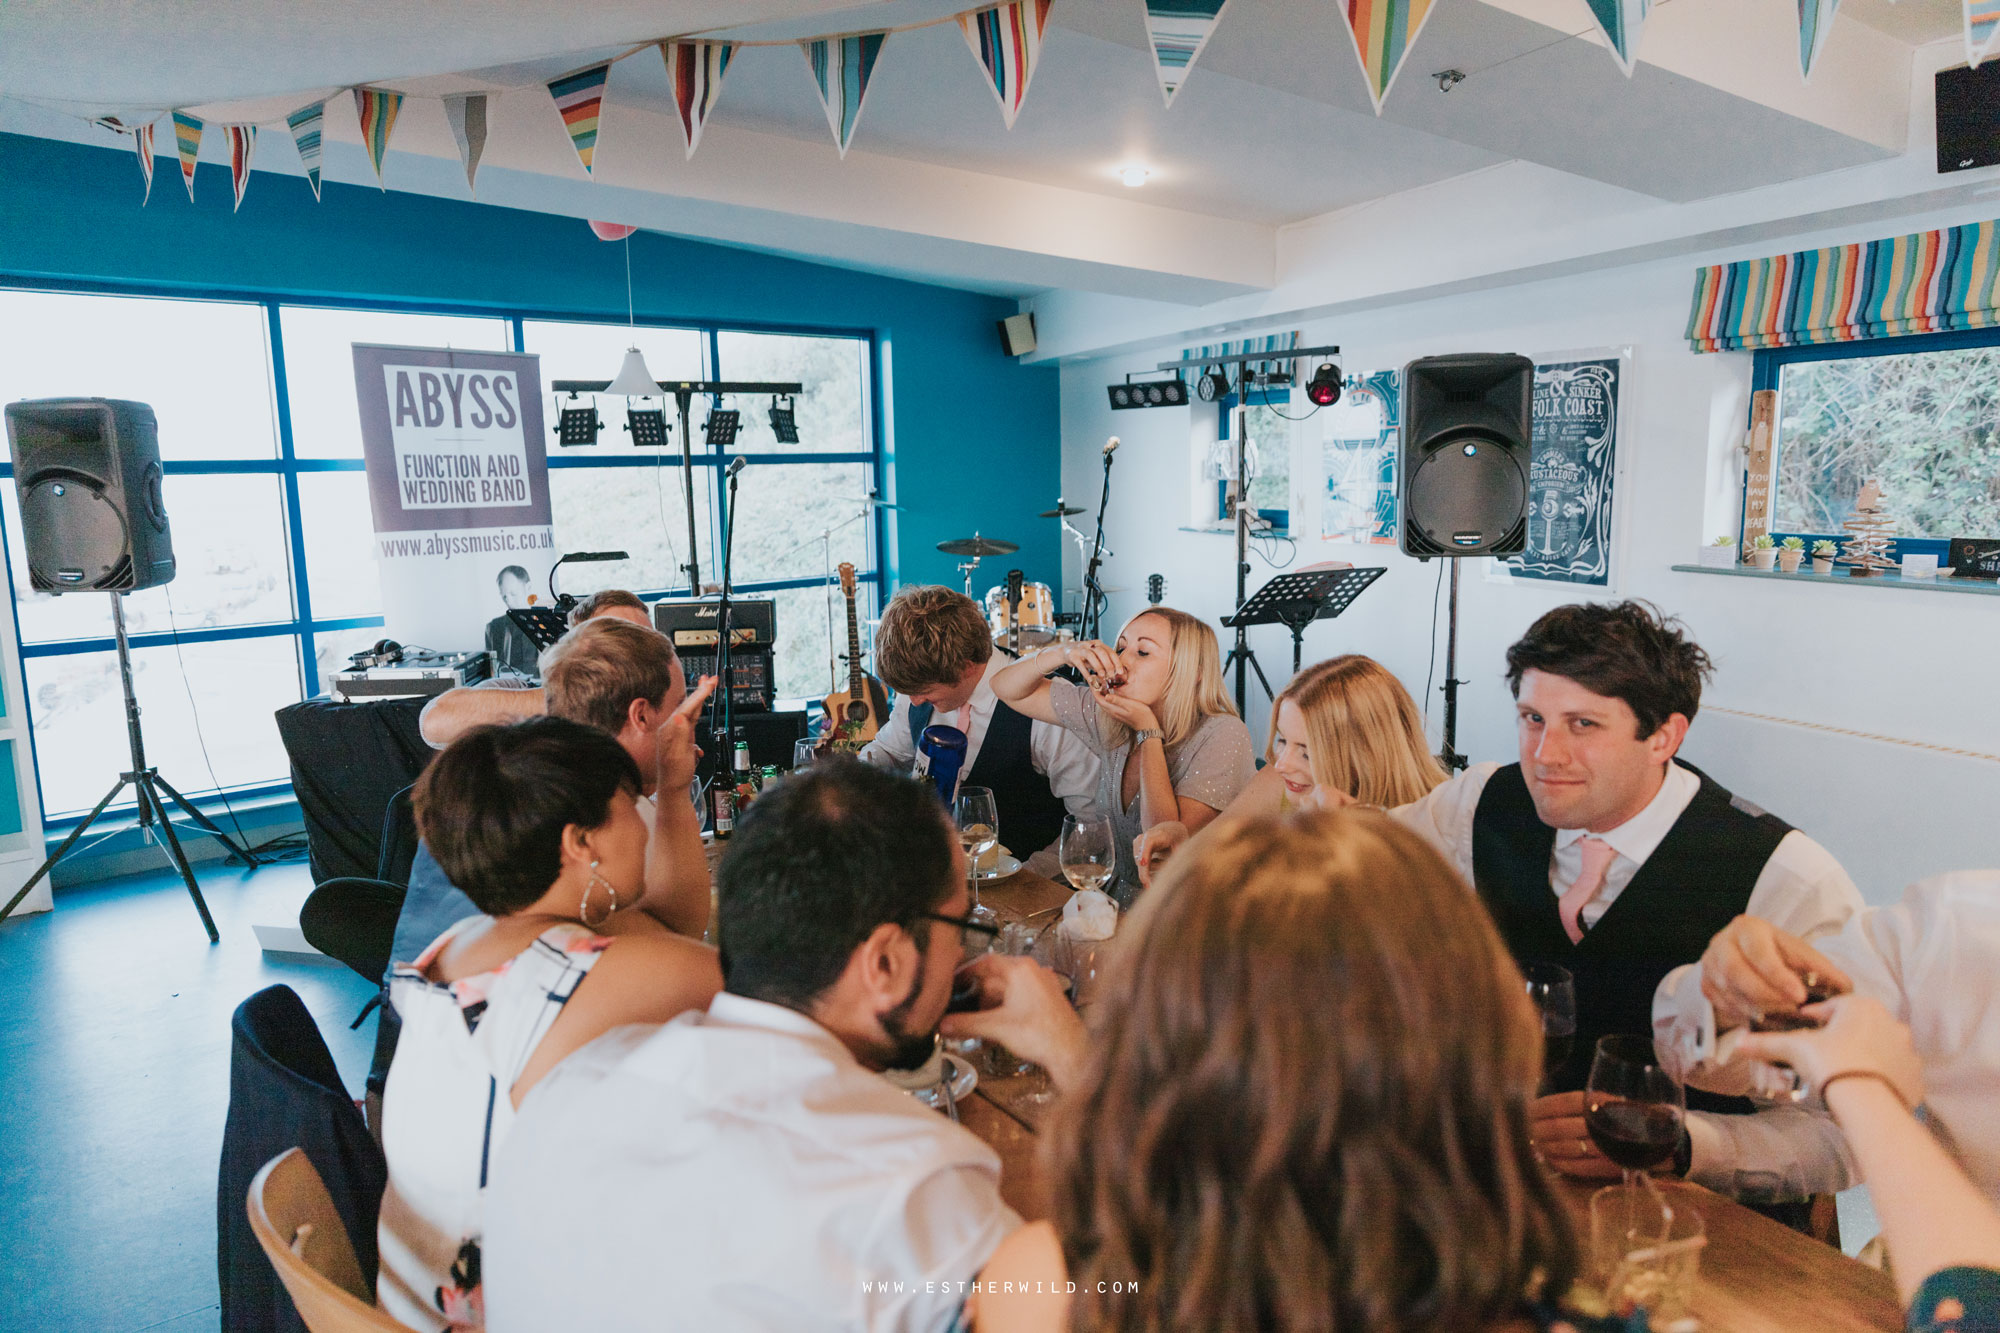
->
[0, 593, 256, 940]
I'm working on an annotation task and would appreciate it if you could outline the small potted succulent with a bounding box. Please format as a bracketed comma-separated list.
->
[1699, 534, 1738, 568]
[1811, 539, 1838, 574]
[1747, 533, 1779, 570]
[1777, 535, 1806, 573]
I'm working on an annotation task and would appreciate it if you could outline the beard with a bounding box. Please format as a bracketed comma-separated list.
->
[878, 968, 942, 1071]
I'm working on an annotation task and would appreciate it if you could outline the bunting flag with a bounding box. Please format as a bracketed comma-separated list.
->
[1583, 0, 1651, 76]
[443, 92, 489, 192]
[353, 88, 403, 186]
[1969, 0, 2000, 67]
[285, 101, 324, 200]
[1142, 0, 1230, 106]
[802, 33, 886, 157]
[1798, 0, 1841, 79]
[1337, 0, 1440, 113]
[134, 121, 156, 204]
[588, 220, 638, 241]
[958, 0, 1053, 129]
[548, 62, 610, 173]
[664, 41, 733, 158]
[172, 111, 203, 200]
[225, 125, 256, 211]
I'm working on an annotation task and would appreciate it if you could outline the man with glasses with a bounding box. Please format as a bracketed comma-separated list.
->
[483, 757, 1081, 1332]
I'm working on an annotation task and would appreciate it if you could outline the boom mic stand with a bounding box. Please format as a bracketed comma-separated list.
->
[0, 592, 256, 940]
[1081, 438, 1117, 641]
[713, 457, 746, 786]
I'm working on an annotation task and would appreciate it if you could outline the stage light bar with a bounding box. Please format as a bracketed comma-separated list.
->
[556, 401, 603, 446]
[703, 408, 741, 446]
[768, 396, 800, 444]
[625, 407, 670, 448]
[1107, 376, 1188, 410]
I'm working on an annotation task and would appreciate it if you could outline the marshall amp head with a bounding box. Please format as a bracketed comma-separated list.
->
[654, 598, 777, 712]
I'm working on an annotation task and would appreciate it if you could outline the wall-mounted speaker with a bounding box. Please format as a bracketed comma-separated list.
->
[997, 312, 1037, 357]
[4, 398, 176, 592]
[1398, 354, 1533, 559]
[1937, 61, 2000, 174]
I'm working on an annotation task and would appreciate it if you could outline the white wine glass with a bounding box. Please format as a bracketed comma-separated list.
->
[1057, 814, 1116, 895]
[954, 786, 1000, 927]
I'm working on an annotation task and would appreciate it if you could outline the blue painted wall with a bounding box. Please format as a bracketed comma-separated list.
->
[0, 131, 1063, 591]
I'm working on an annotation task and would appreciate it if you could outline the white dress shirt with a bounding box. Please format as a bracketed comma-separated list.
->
[1655, 870, 2000, 1204]
[859, 656, 1102, 860]
[1393, 759, 1864, 1196]
[482, 993, 1020, 1333]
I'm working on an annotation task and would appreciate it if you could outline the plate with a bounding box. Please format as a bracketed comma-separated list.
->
[976, 853, 1022, 881]
[906, 1053, 978, 1111]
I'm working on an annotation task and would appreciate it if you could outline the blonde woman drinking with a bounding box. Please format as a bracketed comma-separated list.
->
[992, 607, 1252, 903]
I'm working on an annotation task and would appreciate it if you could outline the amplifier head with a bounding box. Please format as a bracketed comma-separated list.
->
[653, 597, 776, 646]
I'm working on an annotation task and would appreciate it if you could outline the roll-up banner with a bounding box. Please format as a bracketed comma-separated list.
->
[351, 344, 556, 652]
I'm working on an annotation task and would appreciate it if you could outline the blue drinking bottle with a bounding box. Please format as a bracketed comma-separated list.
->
[917, 724, 969, 806]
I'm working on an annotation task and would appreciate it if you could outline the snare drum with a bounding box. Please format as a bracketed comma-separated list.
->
[985, 582, 1058, 648]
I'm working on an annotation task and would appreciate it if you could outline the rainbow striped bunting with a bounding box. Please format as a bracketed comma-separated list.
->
[134, 121, 156, 204]
[1583, 0, 1651, 76]
[225, 125, 256, 211]
[172, 111, 202, 201]
[1687, 220, 2000, 353]
[663, 40, 733, 158]
[1798, 0, 1841, 79]
[1337, 0, 1439, 113]
[353, 88, 402, 187]
[1142, 0, 1230, 107]
[549, 63, 610, 173]
[958, 0, 1052, 129]
[1969, 0, 2000, 66]
[286, 101, 324, 201]
[443, 93, 489, 193]
[802, 33, 886, 157]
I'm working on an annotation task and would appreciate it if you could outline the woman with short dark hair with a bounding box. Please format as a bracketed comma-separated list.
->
[376, 715, 721, 1331]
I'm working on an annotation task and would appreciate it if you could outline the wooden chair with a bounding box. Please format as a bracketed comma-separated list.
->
[246, 1149, 412, 1333]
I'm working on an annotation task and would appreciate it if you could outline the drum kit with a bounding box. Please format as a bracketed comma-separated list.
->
[937, 496, 1118, 650]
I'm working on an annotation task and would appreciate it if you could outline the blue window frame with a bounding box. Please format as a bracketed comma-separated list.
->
[0, 282, 887, 822]
[1213, 388, 1291, 531]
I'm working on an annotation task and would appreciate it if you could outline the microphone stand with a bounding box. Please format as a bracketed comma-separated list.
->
[713, 458, 745, 797]
[1081, 444, 1115, 641]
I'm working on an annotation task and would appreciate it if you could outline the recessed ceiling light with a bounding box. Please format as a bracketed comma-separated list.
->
[1119, 166, 1151, 187]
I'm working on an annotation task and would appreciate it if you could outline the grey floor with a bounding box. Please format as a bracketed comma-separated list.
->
[0, 858, 375, 1333]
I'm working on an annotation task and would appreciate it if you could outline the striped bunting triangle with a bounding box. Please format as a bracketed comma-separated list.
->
[1583, 0, 1651, 76]
[172, 111, 202, 200]
[134, 121, 156, 204]
[286, 101, 324, 200]
[802, 33, 886, 157]
[663, 40, 733, 158]
[548, 62, 610, 173]
[443, 93, 489, 193]
[353, 88, 402, 187]
[1798, 0, 1841, 79]
[1337, 0, 1440, 114]
[1969, 0, 2000, 66]
[1142, 0, 1230, 107]
[225, 125, 256, 211]
[958, 0, 1053, 129]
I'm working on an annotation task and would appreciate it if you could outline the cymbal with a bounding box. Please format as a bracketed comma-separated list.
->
[1039, 505, 1085, 518]
[938, 536, 1018, 557]
[838, 494, 905, 511]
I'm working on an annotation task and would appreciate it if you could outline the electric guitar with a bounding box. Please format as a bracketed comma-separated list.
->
[822, 562, 890, 752]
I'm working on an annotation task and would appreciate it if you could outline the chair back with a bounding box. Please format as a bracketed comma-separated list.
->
[376, 784, 419, 887]
[247, 1149, 411, 1332]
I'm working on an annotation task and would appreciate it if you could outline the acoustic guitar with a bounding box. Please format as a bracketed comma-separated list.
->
[823, 562, 890, 751]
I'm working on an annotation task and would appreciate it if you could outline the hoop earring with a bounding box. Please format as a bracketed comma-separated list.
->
[579, 858, 620, 929]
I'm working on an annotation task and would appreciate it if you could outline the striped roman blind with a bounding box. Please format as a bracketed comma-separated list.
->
[1686, 219, 2000, 353]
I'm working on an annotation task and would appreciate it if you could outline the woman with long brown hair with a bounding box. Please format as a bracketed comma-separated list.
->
[971, 809, 1629, 1333]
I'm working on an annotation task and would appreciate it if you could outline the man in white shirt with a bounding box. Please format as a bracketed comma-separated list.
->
[859, 586, 1100, 872]
[483, 759, 1081, 1333]
[1652, 870, 2000, 1205]
[1389, 601, 1861, 1196]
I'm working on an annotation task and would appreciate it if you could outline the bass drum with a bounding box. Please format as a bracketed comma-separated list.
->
[985, 582, 1058, 648]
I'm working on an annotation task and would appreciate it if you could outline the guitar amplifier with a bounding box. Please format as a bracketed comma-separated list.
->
[654, 597, 776, 712]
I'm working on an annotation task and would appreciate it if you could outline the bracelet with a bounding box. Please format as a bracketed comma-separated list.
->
[1819, 1069, 1912, 1114]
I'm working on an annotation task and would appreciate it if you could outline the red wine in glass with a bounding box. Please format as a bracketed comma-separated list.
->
[1524, 963, 1576, 1089]
[1586, 1100, 1684, 1171]
[1584, 1035, 1686, 1189]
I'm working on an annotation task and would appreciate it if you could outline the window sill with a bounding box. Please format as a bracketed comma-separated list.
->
[1670, 564, 2000, 597]
[1178, 524, 1292, 539]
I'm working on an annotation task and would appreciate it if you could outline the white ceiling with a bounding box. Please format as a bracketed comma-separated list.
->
[0, 0, 1944, 302]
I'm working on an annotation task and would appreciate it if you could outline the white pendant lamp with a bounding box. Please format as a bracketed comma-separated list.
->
[606, 346, 657, 397]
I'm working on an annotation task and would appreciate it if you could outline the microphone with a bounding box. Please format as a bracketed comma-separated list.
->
[1103, 436, 1120, 457]
[725, 456, 747, 479]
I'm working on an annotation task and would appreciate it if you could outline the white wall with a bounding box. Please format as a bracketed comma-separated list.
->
[1060, 251, 2000, 906]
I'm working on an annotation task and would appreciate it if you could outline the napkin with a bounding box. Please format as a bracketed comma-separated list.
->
[1061, 888, 1118, 942]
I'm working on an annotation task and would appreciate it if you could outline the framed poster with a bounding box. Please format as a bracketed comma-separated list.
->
[1506, 352, 1625, 586]
[1318, 368, 1398, 545]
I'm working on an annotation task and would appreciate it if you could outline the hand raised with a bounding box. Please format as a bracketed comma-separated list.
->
[1699, 914, 1851, 1031]
[1732, 993, 1923, 1110]
[940, 952, 1089, 1092]
[655, 675, 718, 797]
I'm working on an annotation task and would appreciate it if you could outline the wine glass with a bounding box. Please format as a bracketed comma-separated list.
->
[954, 786, 999, 928]
[1056, 814, 1115, 895]
[1523, 963, 1577, 1091]
[791, 737, 819, 773]
[1585, 1035, 1686, 1238]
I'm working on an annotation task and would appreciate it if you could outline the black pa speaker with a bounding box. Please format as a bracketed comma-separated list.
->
[1398, 354, 1534, 558]
[3, 398, 176, 592]
[1936, 61, 2000, 174]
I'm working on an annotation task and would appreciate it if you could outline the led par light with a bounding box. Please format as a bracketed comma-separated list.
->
[768, 396, 800, 444]
[1107, 375, 1188, 410]
[556, 400, 603, 446]
[1305, 363, 1343, 407]
[625, 407, 669, 448]
[703, 408, 742, 447]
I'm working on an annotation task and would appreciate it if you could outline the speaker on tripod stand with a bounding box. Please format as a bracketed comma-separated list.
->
[1398, 354, 1534, 770]
[0, 398, 256, 941]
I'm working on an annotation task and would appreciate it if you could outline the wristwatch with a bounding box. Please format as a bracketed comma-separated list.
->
[1131, 728, 1164, 747]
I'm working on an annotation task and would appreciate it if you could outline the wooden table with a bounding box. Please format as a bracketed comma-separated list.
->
[964, 868, 1902, 1333]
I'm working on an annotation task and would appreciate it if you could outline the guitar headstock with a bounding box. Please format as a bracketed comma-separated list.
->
[1147, 573, 1165, 605]
[838, 562, 857, 597]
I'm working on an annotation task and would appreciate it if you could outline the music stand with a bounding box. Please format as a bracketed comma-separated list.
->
[1221, 567, 1385, 705]
[505, 606, 571, 655]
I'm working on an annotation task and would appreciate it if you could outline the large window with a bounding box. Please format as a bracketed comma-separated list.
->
[1209, 391, 1292, 530]
[1761, 331, 2000, 546]
[0, 289, 880, 819]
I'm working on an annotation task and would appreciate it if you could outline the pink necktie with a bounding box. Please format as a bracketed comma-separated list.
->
[1558, 836, 1617, 944]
